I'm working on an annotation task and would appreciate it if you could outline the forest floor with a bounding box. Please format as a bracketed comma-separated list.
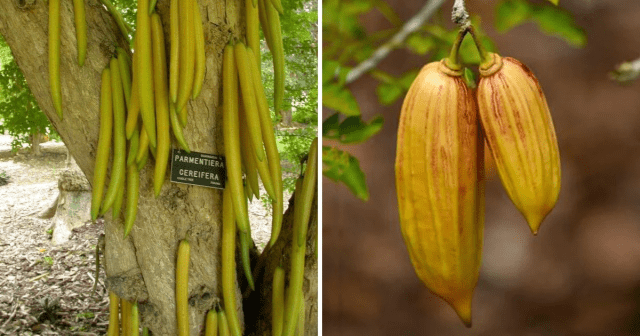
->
[0, 135, 280, 335]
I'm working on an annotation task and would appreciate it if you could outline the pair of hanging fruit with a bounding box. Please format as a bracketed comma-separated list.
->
[395, 25, 560, 326]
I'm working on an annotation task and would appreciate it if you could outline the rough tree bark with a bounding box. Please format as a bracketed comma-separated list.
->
[0, 1, 317, 335]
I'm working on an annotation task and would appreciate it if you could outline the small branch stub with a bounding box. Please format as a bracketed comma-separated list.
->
[452, 0, 470, 29]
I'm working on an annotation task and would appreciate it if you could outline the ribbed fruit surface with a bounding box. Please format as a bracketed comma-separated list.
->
[477, 53, 561, 235]
[395, 60, 484, 327]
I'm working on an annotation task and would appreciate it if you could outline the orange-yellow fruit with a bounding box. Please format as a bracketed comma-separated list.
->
[395, 60, 484, 327]
[477, 53, 560, 235]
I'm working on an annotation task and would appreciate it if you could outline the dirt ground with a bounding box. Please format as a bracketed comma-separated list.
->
[0, 135, 279, 335]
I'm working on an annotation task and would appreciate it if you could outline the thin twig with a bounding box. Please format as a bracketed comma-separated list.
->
[610, 57, 640, 82]
[344, 0, 447, 85]
[1, 304, 18, 329]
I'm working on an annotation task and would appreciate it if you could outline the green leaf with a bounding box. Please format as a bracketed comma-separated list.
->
[406, 33, 435, 55]
[323, 60, 341, 84]
[463, 68, 477, 89]
[531, 5, 586, 47]
[399, 71, 418, 89]
[376, 82, 403, 106]
[322, 113, 341, 138]
[324, 114, 384, 144]
[547, 0, 558, 5]
[493, 1, 585, 47]
[323, 83, 361, 116]
[322, 146, 369, 201]
[458, 32, 496, 65]
[495, 0, 531, 32]
[338, 115, 384, 144]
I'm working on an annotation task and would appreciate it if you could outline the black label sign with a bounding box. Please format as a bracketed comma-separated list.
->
[170, 149, 226, 189]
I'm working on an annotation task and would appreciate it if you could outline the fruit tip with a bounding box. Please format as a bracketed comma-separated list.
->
[524, 211, 546, 236]
[447, 292, 473, 328]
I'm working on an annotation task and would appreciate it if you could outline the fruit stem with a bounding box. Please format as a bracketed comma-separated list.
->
[445, 27, 468, 71]
[468, 25, 491, 64]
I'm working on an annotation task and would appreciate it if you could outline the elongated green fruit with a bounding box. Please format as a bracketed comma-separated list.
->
[100, 58, 127, 216]
[170, 102, 191, 152]
[246, 0, 260, 70]
[205, 310, 217, 336]
[221, 187, 243, 336]
[176, 0, 195, 113]
[192, 0, 205, 99]
[100, 0, 134, 42]
[137, 0, 157, 148]
[107, 291, 120, 336]
[142, 327, 149, 336]
[218, 309, 230, 336]
[244, 179, 254, 201]
[295, 290, 305, 336]
[283, 180, 303, 336]
[151, 12, 171, 197]
[126, 37, 140, 139]
[176, 239, 190, 336]
[296, 137, 317, 246]
[239, 230, 255, 291]
[136, 125, 149, 164]
[49, 0, 62, 119]
[269, 0, 283, 15]
[148, 0, 158, 13]
[121, 299, 131, 336]
[248, 135, 275, 199]
[238, 106, 260, 199]
[124, 163, 139, 238]
[257, 0, 273, 49]
[222, 43, 250, 233]
[264, 0, 284, 118]
[272, 264, 285, 336]
[131, 301, 139, 336]
[127, 125, 140, 166]
[169, 0, 180, 102]
[246, 47, 283, 246]
[137, 146, 149, 171]
[117, 48, 132, 108]
[112, 171, 125, 219]
[237, 64, 277, 200]
[72, 0, 87, 66]
[91, 68, 113, 220]
[234, 42, 266, 162]
[179, 105, 188, 127]
[283, 137, 318, 336]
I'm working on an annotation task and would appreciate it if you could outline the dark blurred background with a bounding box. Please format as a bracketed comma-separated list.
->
[322, 0, 640, 335]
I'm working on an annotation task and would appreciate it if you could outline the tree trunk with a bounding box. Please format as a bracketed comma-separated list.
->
[0, 1, 317, 335]
[31, 131, 42, 155]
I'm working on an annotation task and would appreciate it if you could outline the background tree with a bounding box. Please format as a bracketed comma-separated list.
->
[0, 35, 59, 154]
[0, 0, 317, 334]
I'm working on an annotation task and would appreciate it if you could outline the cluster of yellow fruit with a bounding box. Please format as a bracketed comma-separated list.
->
[395, 27, 560, 326]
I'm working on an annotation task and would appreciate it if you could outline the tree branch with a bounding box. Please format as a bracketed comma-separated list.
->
[610, 57, 640, 82]
[344, 0, 446, 85]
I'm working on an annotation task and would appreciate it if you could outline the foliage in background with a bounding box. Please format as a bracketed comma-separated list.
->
[262, 0, 318, 200]
[0, 35, 58, 152]
[322, 0, 585, 201]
